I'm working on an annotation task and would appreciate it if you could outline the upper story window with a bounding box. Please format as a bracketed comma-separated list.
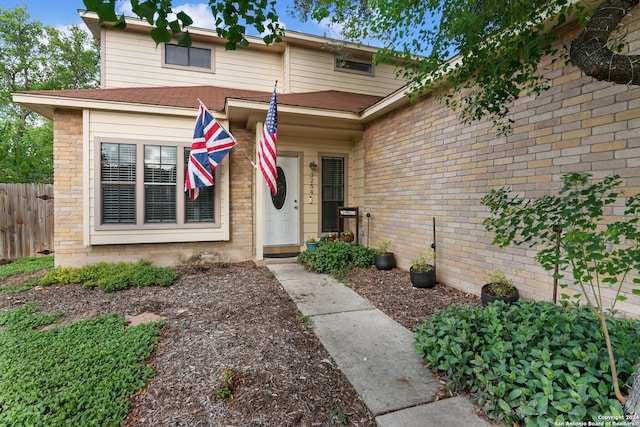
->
[163, 43, 213, 71]
[335, 57, 374, 76]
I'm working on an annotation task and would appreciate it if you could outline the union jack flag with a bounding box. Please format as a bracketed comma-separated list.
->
[259, 87, 278, 195]
[185, 103, 236, 200]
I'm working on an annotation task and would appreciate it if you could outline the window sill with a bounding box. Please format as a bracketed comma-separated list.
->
[89, 227, 229, 245]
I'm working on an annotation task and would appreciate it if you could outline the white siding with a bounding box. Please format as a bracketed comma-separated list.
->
[288, 46, 404, 96]
[102, 30, 282, 91]
[101, 29, 404, 96]
[277, 135, 356, 243]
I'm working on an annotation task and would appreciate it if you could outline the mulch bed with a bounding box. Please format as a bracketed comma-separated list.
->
[0, 261, 482, 426]
[344, 266, 482, 331]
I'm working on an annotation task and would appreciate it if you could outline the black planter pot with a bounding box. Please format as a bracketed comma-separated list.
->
[374, 253, 396, 270]
[410, 266, 437, 288]
[480, 283, 520, 307]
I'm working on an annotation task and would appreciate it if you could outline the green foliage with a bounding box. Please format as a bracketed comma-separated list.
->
[0, 6, 99, 183]
[0, 276, 41, 294]
[375, 241, 391, 255]
[84, 0, 285, 50]
[323, 406, 349, 426]
[483, 270, 517, 298]
[411, 249, 435, 273]
[293, 0, 587, 134]
[0, 256, 53, 280]
[0, 255, 53, 293]
[482, 173, 640, 314]
[296, 315, 314, 330]
[215, 369, 235, 399]
[298, 240, 375, 279]
[39, 260, 177, 292]
[42, 24, 100, 90]
[0, 119, 54, 183]
[85, 0, 608, 134]
[414, 301, 640, 425]
[481, 172, 640, 401]
[0, 303, 162, 426]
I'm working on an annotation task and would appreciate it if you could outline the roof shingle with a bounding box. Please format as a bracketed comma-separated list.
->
[22, 85, 383, 114]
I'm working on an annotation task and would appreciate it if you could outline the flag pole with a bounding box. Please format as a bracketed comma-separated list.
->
[237, 145, 257, 169]
[195, 98, 256, 169]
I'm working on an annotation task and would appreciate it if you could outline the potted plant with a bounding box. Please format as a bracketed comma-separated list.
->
[480, 270, 519, 306]
[341, 229, 354, 243]
[305, 237, 319, 251]
[374, 241, 396, 270]
[410, 249, 436, 288]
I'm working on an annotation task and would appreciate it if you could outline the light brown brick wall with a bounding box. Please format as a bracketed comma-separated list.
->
[53, 109, 84, 265]
[363, 25, 640, 317]
[52, 110, 255, 268]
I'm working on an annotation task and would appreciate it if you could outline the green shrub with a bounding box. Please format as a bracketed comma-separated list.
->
[298, 241, 375, 279]
[39, 260, 177, 292]
[414, 300, 640, 426]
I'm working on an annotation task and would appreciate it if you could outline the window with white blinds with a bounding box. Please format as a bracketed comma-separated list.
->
[184, 147, 215, 223]
[321, 156, 345, 233]
[144, 145, 177, 223]
[98, 141, 217, 229]
[101, 143, 136, 224]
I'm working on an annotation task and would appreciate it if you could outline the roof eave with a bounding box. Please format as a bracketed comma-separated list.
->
[11, 93, 365, 140]
[11, 93, 196, 119]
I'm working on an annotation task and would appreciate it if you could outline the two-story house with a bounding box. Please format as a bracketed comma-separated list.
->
[14, 8, 640, 318]
[14, 10, 406, 267]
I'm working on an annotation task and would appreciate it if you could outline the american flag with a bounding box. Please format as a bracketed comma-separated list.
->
[185, 103, 236, 200]
[259, 87, 278, 195]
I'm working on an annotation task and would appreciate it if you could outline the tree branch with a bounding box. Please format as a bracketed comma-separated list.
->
[570, 0, 640, 85]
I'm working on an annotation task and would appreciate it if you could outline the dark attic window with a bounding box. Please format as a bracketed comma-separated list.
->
[335, 57, 373, 76]
[164, 44, 212, 69]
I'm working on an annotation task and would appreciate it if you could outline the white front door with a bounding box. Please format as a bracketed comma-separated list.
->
[263, 155, 299, 246]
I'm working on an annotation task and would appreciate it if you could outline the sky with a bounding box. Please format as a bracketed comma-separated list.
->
[0, 0, 342, 39]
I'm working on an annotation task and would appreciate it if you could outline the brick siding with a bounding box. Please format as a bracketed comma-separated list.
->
[363, 24, 640, 317]
[52, 110, 254, 267]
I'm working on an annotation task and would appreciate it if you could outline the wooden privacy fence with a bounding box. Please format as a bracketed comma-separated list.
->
[0, 184, 53, 260]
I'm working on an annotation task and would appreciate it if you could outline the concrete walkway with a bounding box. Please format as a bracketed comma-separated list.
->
[267, 263, 494, 427]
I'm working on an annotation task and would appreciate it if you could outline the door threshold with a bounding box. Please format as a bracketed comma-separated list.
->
[263, 252, 300, 258]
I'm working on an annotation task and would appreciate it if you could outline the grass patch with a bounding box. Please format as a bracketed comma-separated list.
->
[0, 303, 163, 426]
[414, 301, 640, 426]
[0, 256, 54, 280]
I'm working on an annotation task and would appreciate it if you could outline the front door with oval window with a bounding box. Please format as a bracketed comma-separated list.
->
[263, 155, 299, 246]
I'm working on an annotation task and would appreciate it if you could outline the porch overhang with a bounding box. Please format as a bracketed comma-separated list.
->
[11, 92, 367, 141]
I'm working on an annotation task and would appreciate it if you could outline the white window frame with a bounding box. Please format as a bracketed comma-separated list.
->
[91, 137, 229, 245]
[334, 56, 374, 76]
[320, 154, 348, 233]
[161, 42, 215, 73]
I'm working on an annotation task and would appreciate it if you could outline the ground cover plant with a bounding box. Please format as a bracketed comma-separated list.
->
[38, 259, 177, 292]
[297, 240, 375, 279]
[481, 172, 640, 404]
[1, 261, 380, 425]
[0, 256, 53, 279]
[0, 256, 54, 293]
[0, 302, 163, 426]
[414, 300, 640, 426]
